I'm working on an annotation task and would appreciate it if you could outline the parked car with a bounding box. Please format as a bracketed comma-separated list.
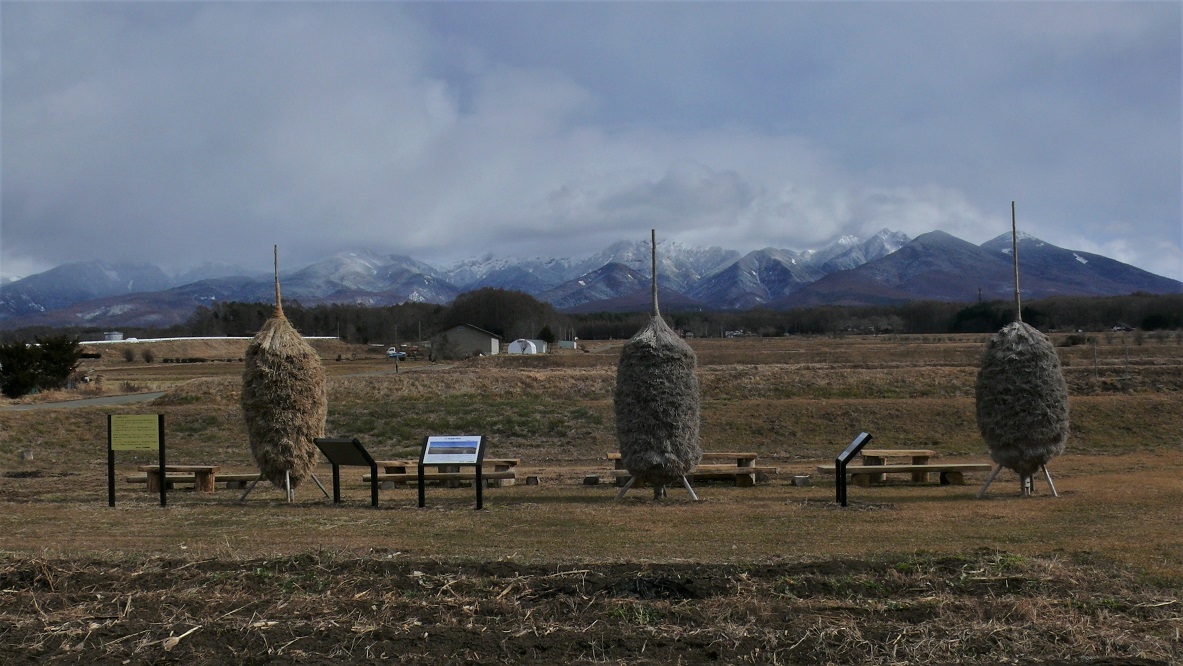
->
[387, 347, 407, 360]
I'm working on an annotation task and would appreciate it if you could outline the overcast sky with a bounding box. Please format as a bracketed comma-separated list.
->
[2, 1, 1180, 282]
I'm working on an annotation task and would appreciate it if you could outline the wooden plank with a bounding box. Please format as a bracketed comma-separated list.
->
[607, 466, 776, 488]
[607, 466, 778, 476]
[374, 459, 520, 468]
[606, 452, 757, 461]
[136, 464, 220, 473]
[125, 474, 197, 484]
[362, 470, 517, 483]
[690, 464, 779, 474]
[816, 463, 993, 474]
[217, 473, 263, 482]
[859, 449, 936, 458]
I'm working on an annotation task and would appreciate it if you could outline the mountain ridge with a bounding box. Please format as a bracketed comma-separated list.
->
[2, 229, 1179, 329]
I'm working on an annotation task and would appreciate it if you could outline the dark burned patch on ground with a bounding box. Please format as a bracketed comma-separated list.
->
[790, 498, 897, 511]
[0, 550, 1177, 665]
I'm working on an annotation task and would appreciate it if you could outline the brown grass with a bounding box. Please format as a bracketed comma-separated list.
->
[2, 334, 1181, 663]
[1, 547, 1178, 664]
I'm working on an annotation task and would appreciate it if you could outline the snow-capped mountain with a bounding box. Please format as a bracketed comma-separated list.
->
[562, 239, 740, 293]
[442, 255, 576, 296]
[0, 261, 173, 319]
[2, 228, 1177, 329]
[776, 231, 1183, 308]
[538, 262, 651, 310]
[802, 229, 911, 273]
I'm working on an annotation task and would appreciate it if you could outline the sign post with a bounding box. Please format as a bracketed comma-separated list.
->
[835, 431, 872, 507]
[108, 414, 166, 507]
[418, 435, 486, 510]
[313, 437, 380, 507]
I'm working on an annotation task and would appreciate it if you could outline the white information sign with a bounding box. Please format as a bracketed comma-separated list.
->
[420, 435, 484, 465]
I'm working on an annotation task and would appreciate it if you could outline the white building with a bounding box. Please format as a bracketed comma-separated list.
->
[506, 339, 551, 354]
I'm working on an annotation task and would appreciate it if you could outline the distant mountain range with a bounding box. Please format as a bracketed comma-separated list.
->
[1, 229, 1178, 330]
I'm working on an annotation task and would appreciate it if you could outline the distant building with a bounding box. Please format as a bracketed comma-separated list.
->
[558, 340, 578, 350]
[438, 324, 500, 358]
[103, 331, 124, 341]
[507, 339, 549, 354]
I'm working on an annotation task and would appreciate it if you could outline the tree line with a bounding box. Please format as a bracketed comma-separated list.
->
[572, 293, 1183, 340]
[1, 290, 1179, 350]
[1, 291, 1178, 396]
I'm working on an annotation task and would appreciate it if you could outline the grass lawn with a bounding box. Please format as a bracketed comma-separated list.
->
[1, 333, 1180, 664]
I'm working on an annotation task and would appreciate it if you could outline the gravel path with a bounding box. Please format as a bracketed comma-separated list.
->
[0, 391, 166, 411]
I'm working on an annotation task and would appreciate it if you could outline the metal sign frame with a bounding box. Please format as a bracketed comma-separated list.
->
[314, 437, 380, 507]
[835, 432, 873, 507]
[107, 414, 166, 507]
[417, 435, 487, 510]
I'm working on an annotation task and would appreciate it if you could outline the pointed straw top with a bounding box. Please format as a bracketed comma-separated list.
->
[1011, 201, 1022, 323]
[650, 229, 660, 317]
[273, 244, 285, 319]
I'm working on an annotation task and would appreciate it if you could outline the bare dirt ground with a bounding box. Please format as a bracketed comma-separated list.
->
[1, 334, 1180, 664]
[3, 548, 1177, 665]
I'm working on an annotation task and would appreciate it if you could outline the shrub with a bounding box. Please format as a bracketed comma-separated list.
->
[0, 335, 82, 398]
[0, 341, 40, 398]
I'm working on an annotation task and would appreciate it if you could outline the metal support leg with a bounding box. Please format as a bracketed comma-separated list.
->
[681, 476, 699, 502]
[285, 471, 292, 503]
[238, 474, 264, 503]
[1042, 465, 1059, 497]
[976, 464, 1004, 499]
[310, 473, 330, 499]
[614, 476, 637, 500]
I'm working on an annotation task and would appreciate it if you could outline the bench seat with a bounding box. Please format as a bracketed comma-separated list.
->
[608, 466, 779, 487]
[816, 463, 993, 486]
[606, 452, 758, 462]
[858, 449, 936, 458]
[125, 473, 199, 484]
[218, 473, 263, 482]
[125, 471, 261, 490]
[362, 470, 517, 487]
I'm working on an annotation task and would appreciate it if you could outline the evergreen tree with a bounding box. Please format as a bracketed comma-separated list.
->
[0, 341, 39, 398]
[34, 335, 82, 389]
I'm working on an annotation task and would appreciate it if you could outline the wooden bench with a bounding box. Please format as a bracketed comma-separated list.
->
[367, 458, 520, 488]
[132, 465, 220, 492]
[125, 470, 261, 491]
[606, 452, 778, 488]
[859, 449, 936, 482]
[362, 470, 518, 486]
[816, 462, 993, 486]
[219, 473, 264, 489]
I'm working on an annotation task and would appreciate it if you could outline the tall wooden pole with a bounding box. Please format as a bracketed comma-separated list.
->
[651, 229, 660, 318]
[273, 245, 284, 317]
[1011, 202, 1022, 323]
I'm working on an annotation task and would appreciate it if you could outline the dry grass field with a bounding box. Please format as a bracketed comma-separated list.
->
[1, 333, 1180, 664]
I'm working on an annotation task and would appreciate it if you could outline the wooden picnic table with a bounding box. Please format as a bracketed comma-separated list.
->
[368, 458, 520, 487]
[859, 449, 936, 482]
[606, 452, 777, 487]
[816, 457, 993, 487]
[135, 464, 220, 493]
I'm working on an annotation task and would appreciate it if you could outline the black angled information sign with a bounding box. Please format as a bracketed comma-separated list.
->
[108, 414, 166, 507]
[313, 437, 380, 507]
[417, 435, 487, 510]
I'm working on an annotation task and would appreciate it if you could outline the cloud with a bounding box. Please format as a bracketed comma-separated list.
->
[1, 2, 1178, 283]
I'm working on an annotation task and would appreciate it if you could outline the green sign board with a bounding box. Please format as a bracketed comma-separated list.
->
[110, 414, 162, 451]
